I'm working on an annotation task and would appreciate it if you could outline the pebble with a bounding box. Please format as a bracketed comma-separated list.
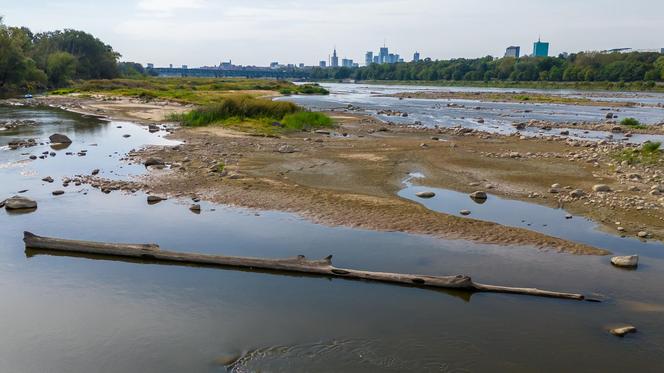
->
[609, 325, 637, 337]
[460, 209, 471, 216]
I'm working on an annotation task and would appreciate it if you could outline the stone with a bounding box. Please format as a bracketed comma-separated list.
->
[42, 176, 54, 183]
[469, 191, 488, 200]
[277, 144, 296, 153]
[48, 133, 72, 144]
[91, 169, 100, 176]
[415, 191, 436, 199]
[144, 158, 165, 167]
[123, 134, 131, 138]
[52, 190, 65, 196]
[592, 184, 611, 192]
[610, 255, 638, 268]
[569, 189, 586, 198]
[606, 112, 614, 119]
[4, 196, 37, 210]
[460, 209, 471, 216]
[190, 204, 201, 213]
[560, 130, 569, 135]
[609, 325, 637, 337]
[637, 231, 649, 238]
[148, 124, 160, 133]
[147, 195, 166, 204]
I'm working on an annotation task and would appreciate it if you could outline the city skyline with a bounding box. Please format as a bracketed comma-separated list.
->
[2, 0, 663, 66]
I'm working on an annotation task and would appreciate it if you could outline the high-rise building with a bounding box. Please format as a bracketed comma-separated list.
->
[533, 38, 549, 57]
[413, 52, 420, 62]
[342, 58, 354, 68]
[505, 46, 520, 58]
[379, 47, 389, 64]
[319, 61, 326, 68]
[365, 51, 374, 66]
[661, 48, 664, 54]
[331, 48, 339, 68]
[373, 56, 380, 64]
[146, 63, 154, 69]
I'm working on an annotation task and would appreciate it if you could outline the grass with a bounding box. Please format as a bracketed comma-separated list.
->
[614, 141, 661, 165]
[169, 94, 334, 135]
[49, 77, 327, 105]
[619, 117, 646, 129]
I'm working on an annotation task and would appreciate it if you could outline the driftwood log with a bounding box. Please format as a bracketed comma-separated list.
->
[23, 231, 586, 301]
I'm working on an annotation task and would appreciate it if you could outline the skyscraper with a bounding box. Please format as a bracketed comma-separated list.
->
[413, 51, 420, 62]
[331, 48, 339, 68]
[505, 46, 520, 58]
[365, 51, 374, 66]
[379, 47, 389, 64]
[319, 61, 327, 68]
[533, 38, 549, 57]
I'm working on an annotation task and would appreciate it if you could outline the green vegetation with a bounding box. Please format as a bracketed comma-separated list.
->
[170, 95, 333, 135]
[614, 142, 661, 165]
[279, 83, 329, 95]
[50, 77, 325, 104]
[310, 52, 664, 88]
[0, 17, 121, 95]
[620, 117, 646, 129]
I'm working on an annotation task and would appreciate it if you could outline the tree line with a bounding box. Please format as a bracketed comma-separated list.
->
[309, 52, 664, 84]
[0, 17, 148, 95]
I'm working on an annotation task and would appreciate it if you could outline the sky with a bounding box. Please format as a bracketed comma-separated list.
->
[2, 0, 663, 67]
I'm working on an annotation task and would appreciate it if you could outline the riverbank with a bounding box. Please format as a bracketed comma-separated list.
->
[11, 92, 664, 255]
[352, 79, 664, 92]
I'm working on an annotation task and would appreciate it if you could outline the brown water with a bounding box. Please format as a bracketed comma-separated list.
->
[1, 104, 664, 372]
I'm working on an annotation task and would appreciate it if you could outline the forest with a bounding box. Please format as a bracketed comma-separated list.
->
[310, 52, 664, 84]
[0, 17, 127, 95]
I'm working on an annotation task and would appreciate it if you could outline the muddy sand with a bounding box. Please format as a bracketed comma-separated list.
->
[22, 94, 664, 255]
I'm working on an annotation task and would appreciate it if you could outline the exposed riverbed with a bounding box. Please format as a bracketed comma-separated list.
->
[2, 100, 664, 372]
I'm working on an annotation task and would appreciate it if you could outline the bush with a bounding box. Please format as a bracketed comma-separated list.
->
[642, 141, 661, 154]
[620, 117, 641, 127]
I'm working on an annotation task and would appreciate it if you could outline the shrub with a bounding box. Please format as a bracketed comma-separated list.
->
[173, 95, 301, 126]
[281, 111, 333, 131]
[620, 117, 641, 127]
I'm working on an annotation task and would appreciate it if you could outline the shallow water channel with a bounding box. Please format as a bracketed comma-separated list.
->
[2, 104, 664, 372]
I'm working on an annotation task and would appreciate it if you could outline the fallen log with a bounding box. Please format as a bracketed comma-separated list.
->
[23, 231, 586, 301]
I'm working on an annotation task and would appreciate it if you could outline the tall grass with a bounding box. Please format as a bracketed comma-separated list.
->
[173, 95, 301, 126]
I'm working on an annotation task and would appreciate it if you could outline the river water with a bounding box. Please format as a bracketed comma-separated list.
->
[1, 96, 664, 372]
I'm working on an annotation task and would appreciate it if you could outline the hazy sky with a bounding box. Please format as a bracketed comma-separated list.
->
[3, 0, 663, 67]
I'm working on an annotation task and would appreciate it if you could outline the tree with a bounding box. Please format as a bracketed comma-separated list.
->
[46, 51, 77, 86]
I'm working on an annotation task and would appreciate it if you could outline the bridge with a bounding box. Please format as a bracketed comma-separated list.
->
[151, 67, 311, 79]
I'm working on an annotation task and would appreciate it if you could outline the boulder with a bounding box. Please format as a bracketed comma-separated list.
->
[469, 191, 488, 200]
[4, 196, 37, 210]
[569, 189, 586, 198]
[49, 133, 72, 144]
[592, 184, 612, 192]
[144, 158, 165, 167]
[415, 191, 436, 199]
[610, 255, 638, 268]
[147, 195, 166, 204]
[609, 325, 637, 337]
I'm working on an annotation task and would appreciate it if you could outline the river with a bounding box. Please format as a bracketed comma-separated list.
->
[1, 92, 664, 372]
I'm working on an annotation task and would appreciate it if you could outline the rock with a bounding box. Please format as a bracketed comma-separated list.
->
[42, 176, 54, 183]
[190, 204, 201, 213]
[460, 209, 471, 216]
[144, 158, 165, 167]
[52, 190, 64, 196]
[123, 134, 131, 138]
[4, 196, 37, 210]
[565, 214, 573, 219]
[609, 325, 637, 337]
[49, 133, 72, 144]
[477, 118, 485, 124]
[611, 126, 623, 133]
[560, 130, 569, 135]
[314, 130, 330, 135]
[637, 231, 649, 238]
[592, 184, 612, 192]
[469, 191, 488, 200]
[277, 144, 296, 153]
[569, 189, 586, 198]
[91, 169, 100, 176]
[147, 195, 166, 204]
[415, 191, 436, 199]
[610, 255, 638, 268]
[148, 124, 160, 133]
[606, 112, 614, 119]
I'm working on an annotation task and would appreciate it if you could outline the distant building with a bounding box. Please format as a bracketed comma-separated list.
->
[373, 55, 380, 64]
[182, 65, 188, 69]
[352, 63, 359, 68]
[319, 60, 327, 68]
[299, 63, 305, 68]
[533, 38, 549, 57]
[169, 64, 173, 68]
[413, 51, 420, 62]
[661, 48, 664, 54]
[379, 47, 389, 64]
[331, 48, 339, 68]
[365, 51, 374, 66]
[342, 58, 354, 68]
[504, 46, 520, 58]
[146, 63, 154, 69]
[270, 62, 279, 69]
